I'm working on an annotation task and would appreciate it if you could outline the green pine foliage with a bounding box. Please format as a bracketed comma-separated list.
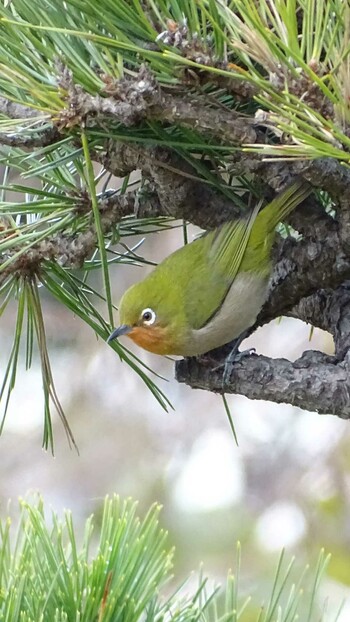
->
[0, 0, 346, 445]
[0, 495, 343, 621]
[0, 0, 347, 159]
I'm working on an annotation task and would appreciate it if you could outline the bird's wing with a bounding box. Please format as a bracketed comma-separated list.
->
[182, 205, 261, 330]
[208, 201, 261, 281]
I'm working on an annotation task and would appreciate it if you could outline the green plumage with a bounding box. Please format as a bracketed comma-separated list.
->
[117, 180, 311, 356]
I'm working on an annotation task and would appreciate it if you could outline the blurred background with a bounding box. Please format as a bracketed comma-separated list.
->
[1, 222, 350, 617]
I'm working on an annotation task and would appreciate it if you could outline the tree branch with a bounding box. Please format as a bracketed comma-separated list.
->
[0, 96, 44, 119]
[56, 64, 256, 144]
[95, 141, 243, 229]
[176, 350, 350, 418]
[290, 284, 350, 356]
[0, 126, 60, 148]
[259, 221, 350, 325]
[0, 189, 161, 284]
[236, 156, 350, 202]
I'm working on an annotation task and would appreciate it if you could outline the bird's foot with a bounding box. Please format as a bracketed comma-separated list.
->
[194, 329, 256, 389]
[221, 346, 256, 388]
[207, 329, 255, 389]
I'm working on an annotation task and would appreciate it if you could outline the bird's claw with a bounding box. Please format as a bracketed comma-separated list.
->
[221, 347, 256, 388]
[211, 346, 255, 374]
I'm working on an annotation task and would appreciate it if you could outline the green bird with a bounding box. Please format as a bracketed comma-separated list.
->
[108, 180, 311, 357]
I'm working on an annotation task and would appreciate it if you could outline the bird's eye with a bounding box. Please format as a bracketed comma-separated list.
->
[141, 308, 156, 326]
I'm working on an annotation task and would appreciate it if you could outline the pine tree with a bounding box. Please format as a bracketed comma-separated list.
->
[1, 0, 350, 448]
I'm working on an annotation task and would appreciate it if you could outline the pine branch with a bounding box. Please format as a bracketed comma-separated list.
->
[290, 285, 350, 356]
[0, 127, 60, 148]
[0, 96, 44, 119]
[95, 142, 243, 228]
[57, 64, 256, 143]
[0, 189, 160, 285]
[260, 220, 349, 326]
[176, 350, 350, 418]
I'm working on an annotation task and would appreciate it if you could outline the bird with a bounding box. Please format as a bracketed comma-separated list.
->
[108, 180, 311, 359]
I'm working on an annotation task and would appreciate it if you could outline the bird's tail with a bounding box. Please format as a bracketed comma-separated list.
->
[263, 178, 312, 229]
[244, 178, 312, 270]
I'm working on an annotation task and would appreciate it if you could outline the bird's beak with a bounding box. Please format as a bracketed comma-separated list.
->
[107, 324, 133, 343]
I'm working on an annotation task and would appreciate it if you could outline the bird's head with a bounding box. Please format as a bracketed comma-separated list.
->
[108, 278, 185, 355]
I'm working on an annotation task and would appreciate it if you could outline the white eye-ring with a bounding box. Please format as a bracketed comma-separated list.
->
[141, 308, 156, 326]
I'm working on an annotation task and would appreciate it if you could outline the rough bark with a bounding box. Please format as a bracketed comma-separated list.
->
[176, 350, 350, 418]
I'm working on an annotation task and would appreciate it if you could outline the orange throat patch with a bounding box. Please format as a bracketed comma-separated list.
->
[127, 325, 174, 355]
